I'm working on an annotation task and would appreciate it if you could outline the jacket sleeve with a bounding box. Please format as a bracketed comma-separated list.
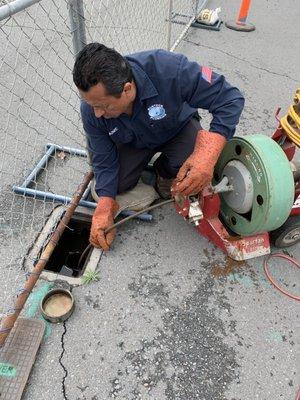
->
[80, 101, 119, 198]
[178, 55, 245, 139]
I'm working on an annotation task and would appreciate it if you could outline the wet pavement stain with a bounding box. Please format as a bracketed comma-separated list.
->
[211, 257, 249, 278]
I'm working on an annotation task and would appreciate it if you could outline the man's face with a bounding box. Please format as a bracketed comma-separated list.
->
[79, 82, 135, 119]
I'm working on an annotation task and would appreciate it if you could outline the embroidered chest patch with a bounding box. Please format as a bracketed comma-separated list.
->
[148, 104, 166, 120]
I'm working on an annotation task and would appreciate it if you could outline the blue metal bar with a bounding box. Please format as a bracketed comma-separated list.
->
[22, 143, 88, 189]
[13, 186, 94, 208]
[21, 145, 55, 188]
[49, 144, 90, 206]
[16, 143, 153, 221]
[46, 143, 87, 157]
[12, 186, 152, 221]
[46, 143, 91, 200]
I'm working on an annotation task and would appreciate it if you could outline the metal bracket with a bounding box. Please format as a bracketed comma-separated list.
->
[12, 143, 152, 221]
[188, 200, 203, 226]
[211, 176, 234, 193]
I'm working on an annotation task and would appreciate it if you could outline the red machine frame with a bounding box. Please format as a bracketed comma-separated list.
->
[174, 118, 300, 261]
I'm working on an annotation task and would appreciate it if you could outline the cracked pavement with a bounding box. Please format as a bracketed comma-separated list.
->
[17, 0, 300, 399]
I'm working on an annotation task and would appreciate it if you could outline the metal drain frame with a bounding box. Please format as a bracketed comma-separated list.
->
[12, 143, 152, 221]
[24, 205, 101, 285]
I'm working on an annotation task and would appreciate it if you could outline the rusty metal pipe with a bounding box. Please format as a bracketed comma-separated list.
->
[0, 171, 94, 347]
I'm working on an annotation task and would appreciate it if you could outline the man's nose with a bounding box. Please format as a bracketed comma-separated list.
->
[94, 108, 105, 118]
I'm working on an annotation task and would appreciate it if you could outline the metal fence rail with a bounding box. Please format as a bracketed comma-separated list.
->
[0, 0, 202, 326]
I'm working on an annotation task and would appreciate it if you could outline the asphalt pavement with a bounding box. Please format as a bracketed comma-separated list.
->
[1, 0, 299, 399]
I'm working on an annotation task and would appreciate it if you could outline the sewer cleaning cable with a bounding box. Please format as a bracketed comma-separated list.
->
[78, 198, 175, 267]
[79, 200, 300, 303]
[79, 248, 300, 301]
[105, 198, 174, 233]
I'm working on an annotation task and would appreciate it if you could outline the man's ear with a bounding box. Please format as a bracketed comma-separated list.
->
[123, 82, 132, 94]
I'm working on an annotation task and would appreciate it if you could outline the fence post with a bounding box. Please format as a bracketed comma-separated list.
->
[167, 0, 173, 51]
[68, 0, 93, 169]
[68, 0, 87, 58]
[225, 0, 255, 32]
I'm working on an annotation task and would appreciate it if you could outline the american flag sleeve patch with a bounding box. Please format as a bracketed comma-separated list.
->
[201, 66, 212, 83]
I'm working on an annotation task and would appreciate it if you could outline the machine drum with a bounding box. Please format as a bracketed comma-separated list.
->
[214, 134, 295, 236]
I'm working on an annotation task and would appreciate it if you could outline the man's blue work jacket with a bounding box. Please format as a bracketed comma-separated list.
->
[80, 49, 245, 198]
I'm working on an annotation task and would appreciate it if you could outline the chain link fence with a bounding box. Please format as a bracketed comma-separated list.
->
[0, 0, 206, 323]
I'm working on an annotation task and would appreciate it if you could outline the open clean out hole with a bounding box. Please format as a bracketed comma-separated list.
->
[44, 213, 92, 277]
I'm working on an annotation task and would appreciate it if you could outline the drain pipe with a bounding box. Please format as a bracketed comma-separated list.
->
[0, 171, 94, 347]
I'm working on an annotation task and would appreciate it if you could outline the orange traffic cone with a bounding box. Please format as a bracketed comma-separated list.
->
[225, 0, 255, 32]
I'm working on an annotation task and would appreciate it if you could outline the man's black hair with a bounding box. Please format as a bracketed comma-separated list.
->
[73, 42, 133, 96]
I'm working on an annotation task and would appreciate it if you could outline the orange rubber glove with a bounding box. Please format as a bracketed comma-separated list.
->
[171, 130, 226, 196]
[90, 196, 119, 251]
